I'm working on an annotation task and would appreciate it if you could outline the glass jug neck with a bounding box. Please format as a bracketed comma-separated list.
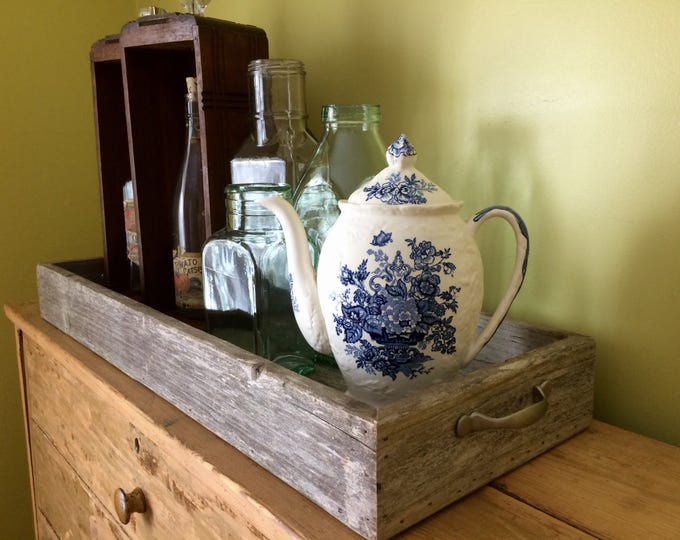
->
[225, 184, 291, 232]
[248, 59, 309, 144]
[321, 104, 381, 130]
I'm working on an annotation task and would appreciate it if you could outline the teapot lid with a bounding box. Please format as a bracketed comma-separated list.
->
[347, 134, 456, 206]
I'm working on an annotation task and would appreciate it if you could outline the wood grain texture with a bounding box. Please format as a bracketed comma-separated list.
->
[30, 425, 94, 539]
[396, 486, 595, 539]
[34, 258, 596, 539]
[9, 302, 680, 540]
[13, 327, 39, 540]
[90, 35, 121, 63]
[35, 511, 60, 540]
[37, 263, 379, 536]
[92, 14, 268, 309]
[31, 425, 132, 540]
[374, 334, 594, 538]
[13, 307, 360, 540]
[492, 421, 680, 538]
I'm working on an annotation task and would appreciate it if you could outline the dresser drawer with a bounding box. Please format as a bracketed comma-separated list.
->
[22, 333, 328, 539]
[24, 335, 228, 537]
[30, 423, 128, 539]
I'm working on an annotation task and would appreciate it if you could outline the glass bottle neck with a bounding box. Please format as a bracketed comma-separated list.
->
[252, 116, 309, 146]
[248, 59, 310, 145]
[225, 184, 291, 232]
[321, 104, 381, 132]
[185, 96, 200, 137]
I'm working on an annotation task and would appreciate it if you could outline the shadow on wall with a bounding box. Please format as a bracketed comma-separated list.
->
[595, 191, 680, 444]
[460, 118, 570, 319]
[267, 1, 467, 145]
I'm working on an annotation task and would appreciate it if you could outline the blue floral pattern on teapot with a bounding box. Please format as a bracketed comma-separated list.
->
[333, 231, 461, 380]
[364, 173, 438, 205]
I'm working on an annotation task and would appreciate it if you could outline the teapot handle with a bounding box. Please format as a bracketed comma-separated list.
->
[464, 205, 529, 365]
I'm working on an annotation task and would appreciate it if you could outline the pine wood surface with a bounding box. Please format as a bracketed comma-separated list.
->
[491, 420, 680, 538]
[10, 302, 357, 540]
[8, 302, 680, 539]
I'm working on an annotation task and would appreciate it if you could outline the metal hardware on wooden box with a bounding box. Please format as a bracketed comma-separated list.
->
[455, 380, 552, 437]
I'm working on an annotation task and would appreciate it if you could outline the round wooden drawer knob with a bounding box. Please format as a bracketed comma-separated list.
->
[114, 487, 146, 524]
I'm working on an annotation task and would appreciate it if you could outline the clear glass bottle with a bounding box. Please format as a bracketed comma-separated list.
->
[202, 184, 316, 374]
[293, 104, 385, 251]
[230, 59, 317, 191]
[172, 77, 206, 316]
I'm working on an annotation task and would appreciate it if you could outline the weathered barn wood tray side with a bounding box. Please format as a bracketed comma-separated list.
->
[37, 261, 379, 536]
[375, 335, 594, 538]
[37, 259, 595, 539]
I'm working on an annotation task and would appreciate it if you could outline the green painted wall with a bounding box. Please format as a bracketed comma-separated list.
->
[148, 0, 680, 444]
[2, 0, 679, 536]
[0, 2, 135, 537]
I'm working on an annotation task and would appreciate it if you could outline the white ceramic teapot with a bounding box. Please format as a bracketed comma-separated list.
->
[259, 135, 529, 404]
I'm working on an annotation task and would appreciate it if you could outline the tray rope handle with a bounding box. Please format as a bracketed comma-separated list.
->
[455, 380, 552, 437]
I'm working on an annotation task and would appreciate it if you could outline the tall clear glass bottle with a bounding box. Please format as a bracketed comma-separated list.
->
[230, 59, 317, 190]
[293, 104, 385, 251]
[172, 77, 206, 315]
[202, 184, 316, 374]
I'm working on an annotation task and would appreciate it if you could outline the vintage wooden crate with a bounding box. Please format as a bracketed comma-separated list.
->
[90, 13, 268, 310]
[37, 259, 595, 540]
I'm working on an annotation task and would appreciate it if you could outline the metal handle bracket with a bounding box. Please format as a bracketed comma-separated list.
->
[456, 380, 552, 438]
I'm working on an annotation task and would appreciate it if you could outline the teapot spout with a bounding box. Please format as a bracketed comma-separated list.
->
[257, 196, 332, 356]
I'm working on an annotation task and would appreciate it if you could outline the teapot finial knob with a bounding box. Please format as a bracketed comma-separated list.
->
[386, 134, 417, 170]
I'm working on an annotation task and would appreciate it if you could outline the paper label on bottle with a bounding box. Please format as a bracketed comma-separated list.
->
[173, 248, 204, 310]
[123, 198, 139, 265]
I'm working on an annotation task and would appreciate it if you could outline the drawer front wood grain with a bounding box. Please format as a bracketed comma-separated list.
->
[31, 423, 93, 539]
[22, 334, 300, 539]
[35, 511, 60, 540]
[31, 425, 128, 539]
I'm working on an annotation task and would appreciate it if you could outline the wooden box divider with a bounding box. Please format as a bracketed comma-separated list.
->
[90, 13, 268, 311]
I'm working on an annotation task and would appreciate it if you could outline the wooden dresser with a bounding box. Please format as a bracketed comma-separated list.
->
[7, 302, 680, 539]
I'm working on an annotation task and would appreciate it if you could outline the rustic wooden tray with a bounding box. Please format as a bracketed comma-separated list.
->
[37, 259, 595, 540]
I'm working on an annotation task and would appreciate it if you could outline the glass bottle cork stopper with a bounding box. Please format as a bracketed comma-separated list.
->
[185, 77, 197, 99]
